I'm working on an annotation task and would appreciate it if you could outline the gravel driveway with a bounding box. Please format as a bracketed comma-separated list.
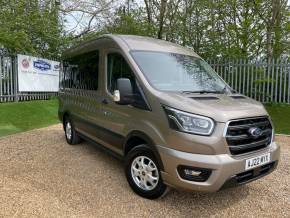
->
[0, 124, 289, 218]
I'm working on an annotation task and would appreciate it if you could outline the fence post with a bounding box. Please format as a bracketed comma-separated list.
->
[288, 58, 290, 104]
[0, 56, 2, 102]
[13, 55, 18, 102]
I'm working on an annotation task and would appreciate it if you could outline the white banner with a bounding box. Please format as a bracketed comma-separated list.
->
[17, 54, 60, 92]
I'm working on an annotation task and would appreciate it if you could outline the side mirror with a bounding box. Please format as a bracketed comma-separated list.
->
[113, 78, 134, 105]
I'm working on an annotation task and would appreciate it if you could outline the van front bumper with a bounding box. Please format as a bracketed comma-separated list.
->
[157, 142, 280, 192]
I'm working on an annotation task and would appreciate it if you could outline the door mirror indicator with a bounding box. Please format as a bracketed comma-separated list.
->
[116, 78, 134, 105]
[113, 90, 121, 102]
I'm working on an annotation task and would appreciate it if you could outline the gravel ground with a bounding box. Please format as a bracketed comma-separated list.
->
[0, 124, 289, 218]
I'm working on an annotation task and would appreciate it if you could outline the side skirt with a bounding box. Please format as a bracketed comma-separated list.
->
[77, 131, 124, 161]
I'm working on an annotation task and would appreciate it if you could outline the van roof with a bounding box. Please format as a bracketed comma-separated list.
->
[111, 35, 198, 56]
[63, 34, 199, 58]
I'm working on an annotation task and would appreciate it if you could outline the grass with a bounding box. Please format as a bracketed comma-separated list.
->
[265, 104, 290, 135]
[0, 99, 289, 137]
[0, 99, 59, 137]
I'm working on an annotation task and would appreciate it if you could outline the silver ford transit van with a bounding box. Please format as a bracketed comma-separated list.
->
[59, 34, 280, 199]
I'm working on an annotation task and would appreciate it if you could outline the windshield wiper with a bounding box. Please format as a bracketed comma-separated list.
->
[182, 90, 223, 94]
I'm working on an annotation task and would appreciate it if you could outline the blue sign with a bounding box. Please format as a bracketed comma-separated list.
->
[33, 59, 51, 71]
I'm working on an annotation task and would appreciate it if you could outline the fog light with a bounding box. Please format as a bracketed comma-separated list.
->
[177, 165, 211, 182]
[184, 169, 202, 176]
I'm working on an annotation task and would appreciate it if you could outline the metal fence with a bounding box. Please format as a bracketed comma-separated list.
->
[0, 55, 58, 103]
[1, 54, 290, 103]
[209, 59, 290, 103]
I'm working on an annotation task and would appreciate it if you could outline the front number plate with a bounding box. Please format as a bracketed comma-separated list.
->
[245, 153, 271, 170]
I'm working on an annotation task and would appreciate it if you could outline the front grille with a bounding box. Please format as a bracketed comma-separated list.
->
[225, 117, 273, 155]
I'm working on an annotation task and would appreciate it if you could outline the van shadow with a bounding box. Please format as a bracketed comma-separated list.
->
[75, 140, 250, 217]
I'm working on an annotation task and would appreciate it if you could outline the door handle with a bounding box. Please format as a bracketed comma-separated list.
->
[102, 99, 108, 104]
[102, 110, 111, 116]
[103, 111, 109, 116]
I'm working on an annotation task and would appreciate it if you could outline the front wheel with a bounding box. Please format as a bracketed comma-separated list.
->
[125, 145, 167, 199]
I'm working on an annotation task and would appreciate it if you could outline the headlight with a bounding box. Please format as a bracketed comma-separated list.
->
[163, 106, 215, 135]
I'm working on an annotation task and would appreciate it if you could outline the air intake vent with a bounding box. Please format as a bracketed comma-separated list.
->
[230, 95, 246, 99]
[190, 96, 219, 100]
[225, 117, 273, 155]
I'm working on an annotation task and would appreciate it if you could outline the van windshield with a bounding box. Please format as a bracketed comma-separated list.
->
[131, 51, 228, 93]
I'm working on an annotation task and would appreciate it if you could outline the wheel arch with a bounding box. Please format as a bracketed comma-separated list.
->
[123, 131, 164, 170]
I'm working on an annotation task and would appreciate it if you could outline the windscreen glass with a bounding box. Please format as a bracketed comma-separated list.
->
[131, 51, 227, 92]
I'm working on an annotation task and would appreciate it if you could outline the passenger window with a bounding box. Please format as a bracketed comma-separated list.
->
[107, 53, 135, 94]
[62, 50, 99, 90]
[107, 52, 150, 110]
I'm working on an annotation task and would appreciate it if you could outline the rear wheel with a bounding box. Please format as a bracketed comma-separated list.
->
[64, 117, 81, 145]
[125, 144, 167, 199]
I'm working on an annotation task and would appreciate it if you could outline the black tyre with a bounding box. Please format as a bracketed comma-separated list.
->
[125, 144, 167, 199]
[64, 117, 81, 145]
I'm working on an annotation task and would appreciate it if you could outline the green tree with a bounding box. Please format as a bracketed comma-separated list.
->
[105, 7, 155, 36]
[253, 0, 290, 60]
[0, 0, 63, 57]
[100, 0, 290, 60]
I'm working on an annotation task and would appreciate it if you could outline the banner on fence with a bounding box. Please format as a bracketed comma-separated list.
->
[17, 54, 59, 92]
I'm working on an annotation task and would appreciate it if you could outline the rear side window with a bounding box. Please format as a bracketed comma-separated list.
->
[107, 53, 135, 94]
[62, 50, 99, 90]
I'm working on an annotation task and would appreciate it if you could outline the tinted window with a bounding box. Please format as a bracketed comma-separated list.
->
[107, 53, 135, 93]
[62, 51, 99, 90]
